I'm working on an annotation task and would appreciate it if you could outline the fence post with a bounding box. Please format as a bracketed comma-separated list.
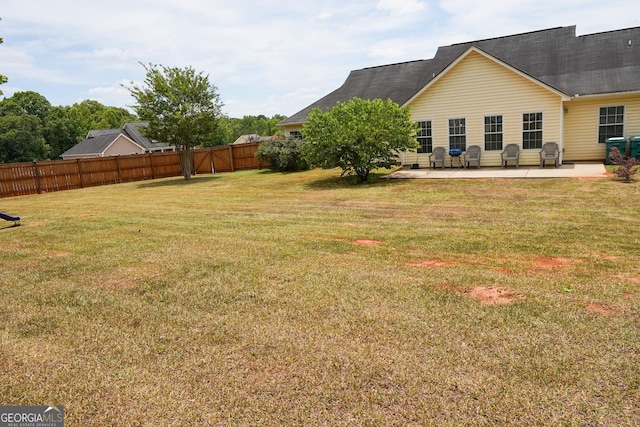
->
[148, 153, 156, 179]
[115, 156, 123, 183]
[77, 159, 85, 188]
[33, 161, 42, 194]
[228, 145, 235, 172]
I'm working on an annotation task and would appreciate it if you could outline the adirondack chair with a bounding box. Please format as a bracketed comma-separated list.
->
[501, 144, 520, 168]
[429, 147, 446, 169]
[540, 142, 560, 168]
[463, 145, 482, 168]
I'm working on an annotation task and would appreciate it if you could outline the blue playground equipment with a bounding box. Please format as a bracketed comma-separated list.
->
[0, 212, 21, 226]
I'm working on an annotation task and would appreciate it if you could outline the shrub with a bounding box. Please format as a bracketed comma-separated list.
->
[302, 98, 419, 183]
[609, 146, 638, 182]
[255, 137, 309, 172]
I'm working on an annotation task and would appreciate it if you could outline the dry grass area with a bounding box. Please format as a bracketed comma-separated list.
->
[1, 168, 639, 425]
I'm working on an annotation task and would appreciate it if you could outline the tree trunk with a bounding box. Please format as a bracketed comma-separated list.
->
[178, 146, 193, 180]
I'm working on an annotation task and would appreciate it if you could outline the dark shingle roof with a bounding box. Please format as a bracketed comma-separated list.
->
[280, 25, 640, 126]
[61, 122, 172, 157]
[61, 132, 133, 157]
[123, 122, 171, 150]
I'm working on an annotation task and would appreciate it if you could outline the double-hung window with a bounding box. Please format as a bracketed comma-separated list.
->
[598, 106, 624, 143]
[449, 118, 466, 151]
[416, 121, 432, 153]
[522, 112, 543, 149]
[484, 115, 503, 151]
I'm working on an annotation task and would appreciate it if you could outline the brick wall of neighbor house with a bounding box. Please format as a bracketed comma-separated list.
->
[562, 94, 640, 161]
[409, 50, 563, 167]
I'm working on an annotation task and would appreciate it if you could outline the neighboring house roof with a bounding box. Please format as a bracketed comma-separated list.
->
[60, 133, 143, 158]
[231, 134, 279, 145]
[280, 25, 640, 126]
[122, 122, 172, 151]
[61, 122, 173, 158]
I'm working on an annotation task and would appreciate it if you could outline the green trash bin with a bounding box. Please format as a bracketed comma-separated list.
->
[606, 137, 628, 164]
[629, 136, 640, 159]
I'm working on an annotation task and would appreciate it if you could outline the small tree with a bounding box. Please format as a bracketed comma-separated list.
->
[302, 97, 418, 182]
[255, 137, 309, 172]
[609, 146, 638, 182]
[126, 64, 223, 180]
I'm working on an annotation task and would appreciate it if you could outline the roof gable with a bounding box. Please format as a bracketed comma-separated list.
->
[61, 122, 173, 158]
[61, 131, 144, 158]
[103, 134, 146, 155]
[280, 25, 640, 126]
[403, 46, 571, 107]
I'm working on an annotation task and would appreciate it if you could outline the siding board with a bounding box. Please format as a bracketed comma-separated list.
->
[409, 50, 563, 167]
[563, 94, 640, 161]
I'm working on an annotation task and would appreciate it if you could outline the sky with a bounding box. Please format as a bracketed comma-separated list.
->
[1, 1, 639, 119]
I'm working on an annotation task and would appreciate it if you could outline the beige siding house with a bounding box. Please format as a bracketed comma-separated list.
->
[61, 122, 174, 160]
[279, 26, 640, 167]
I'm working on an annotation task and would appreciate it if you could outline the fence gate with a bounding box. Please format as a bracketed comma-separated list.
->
[211, 147, 234, 173]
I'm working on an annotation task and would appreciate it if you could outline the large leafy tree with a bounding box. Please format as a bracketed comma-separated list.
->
[0, 114, 50, 162]
[44, 106, 80, 159]
[302, 97, 419, 182]
[0, 92, 52, 162]
[209, 114, 287, 146]
[127, 63, 223, 179]
[66, 100, 137, 141]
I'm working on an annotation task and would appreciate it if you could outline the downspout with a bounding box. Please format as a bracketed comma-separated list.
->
[560, 93, 577, 164]
[560, 100, 565, 164]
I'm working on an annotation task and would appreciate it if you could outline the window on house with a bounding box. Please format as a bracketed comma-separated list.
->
[598, 106, 624, 143]
[522, 112, 543, 149]
[290, 130, 303, 140]
[484, 115, 503, 151]
[449, 118, 466, 151]
[416, 121, 432, 153]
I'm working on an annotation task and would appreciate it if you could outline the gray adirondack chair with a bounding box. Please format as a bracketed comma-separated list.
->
[501, 144, 520, 168]
[429, 146, 446, 169]
[463, 145, 482, 168]
[540, 142, 560, 168]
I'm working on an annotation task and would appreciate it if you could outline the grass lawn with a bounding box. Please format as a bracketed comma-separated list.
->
[1, 168, 639, 425]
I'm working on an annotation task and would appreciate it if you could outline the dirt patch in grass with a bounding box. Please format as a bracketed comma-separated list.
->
[436, 284, 524, 305]
[332, 238, 383, 247]
[586, 303, 613, 316]
[467, 286, 525, 305]
[354, 239, 383, 247]
[532, 257, 581, 268]
[45, 250, 70, 258]
[613, 274, 640, 284]
[495, 267, 518, 276]
[526, 257, 582, 275]
[407, 259, 455, 268]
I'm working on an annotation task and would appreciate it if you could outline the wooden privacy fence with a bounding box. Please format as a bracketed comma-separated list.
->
[0, 143, 263, 198]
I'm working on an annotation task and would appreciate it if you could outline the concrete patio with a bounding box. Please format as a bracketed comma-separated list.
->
[387, 162, 608, 179]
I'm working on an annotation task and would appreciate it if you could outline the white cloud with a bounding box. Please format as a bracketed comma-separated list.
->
[377, 0, 426, 15]
[315, 11, 333, 21]
[2, 0, 640, 117]
[87, 80, 136, 109]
